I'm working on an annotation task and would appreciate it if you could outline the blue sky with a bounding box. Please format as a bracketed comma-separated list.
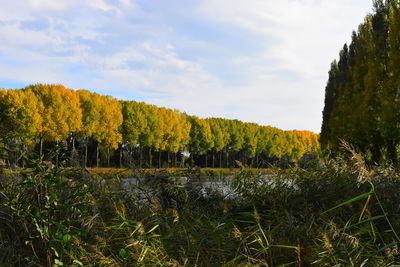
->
[0, 0, 373, 132]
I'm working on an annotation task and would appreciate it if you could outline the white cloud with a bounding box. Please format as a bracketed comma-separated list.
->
[119, 0, 136, 8]
[0, 0, 374, 132]
[92, 43, 217, 96]
[199, 0, 372, 77]
[192, 0, 373, 131]
[86, 0, 121, 13]
[27, 0, 72, 11]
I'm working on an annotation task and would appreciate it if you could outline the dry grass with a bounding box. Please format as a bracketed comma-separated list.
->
[1, 150, 399, 266]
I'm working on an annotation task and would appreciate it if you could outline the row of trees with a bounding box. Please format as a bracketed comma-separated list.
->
[321, 0, 400, 163]
[0, 84, 319, 168]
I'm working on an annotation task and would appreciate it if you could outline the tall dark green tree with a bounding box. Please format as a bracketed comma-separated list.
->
[321, 0, 400, 163]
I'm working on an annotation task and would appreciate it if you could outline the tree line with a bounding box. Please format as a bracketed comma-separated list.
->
[321, 0, 400, 163]
[0, 84, 319, 168]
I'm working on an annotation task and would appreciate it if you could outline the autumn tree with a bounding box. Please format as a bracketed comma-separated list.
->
[121, 101, 148, 167]
[207, 118, 226, 167]
[77, 90, 102, 167]
[93, 95, 122, 167]
[188, 116, 213, 166]
[0, 89, 42, 166]
[0, 84, 320, 168]
[27, 84, 82, 158]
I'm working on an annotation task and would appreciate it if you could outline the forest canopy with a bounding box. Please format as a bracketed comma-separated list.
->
[0, 84, 319, 168]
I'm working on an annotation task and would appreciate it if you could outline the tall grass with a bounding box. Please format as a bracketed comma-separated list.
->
[0, 147, 399, 266]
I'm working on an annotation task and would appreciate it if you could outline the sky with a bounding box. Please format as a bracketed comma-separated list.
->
[0, 0, 373, 132]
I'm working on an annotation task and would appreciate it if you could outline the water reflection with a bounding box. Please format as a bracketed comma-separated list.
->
[117, 174, 281, 199]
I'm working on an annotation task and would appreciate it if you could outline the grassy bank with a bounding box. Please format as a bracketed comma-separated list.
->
[0, 167, 275, 181]
[86, 167, 275, 180]
[0, 151, 399, 266]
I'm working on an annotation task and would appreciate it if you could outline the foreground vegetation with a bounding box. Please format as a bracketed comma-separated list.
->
[1, 146, 399, 266]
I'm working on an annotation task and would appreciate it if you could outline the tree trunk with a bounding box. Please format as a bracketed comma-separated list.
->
[212, 151, 215, 168]
[139, 146, 142, 168]
[71, 135, 75, 166]
[56, 141, 59, 166]
[158, 150, 162, 168]
[181, 153, 185, 168]
[96, 143, 99, 168]
[107, 147, 110, 168]
[21, 146, 26, 168]
[256, 153, 259, 168]
[149, 148, 152, 168]
[84, 138, 88, 168]
[205, 154, 208, 168]
[219, 151, 222, 168]
[39, 137, 43, 158]
[174, 152, 177, 168]
[119, 145, 122, 168]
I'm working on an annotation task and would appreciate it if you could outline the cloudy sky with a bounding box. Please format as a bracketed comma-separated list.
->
[0, 0, 373, 132]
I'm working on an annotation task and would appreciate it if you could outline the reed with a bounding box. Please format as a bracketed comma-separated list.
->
[0, 146, 399, 266]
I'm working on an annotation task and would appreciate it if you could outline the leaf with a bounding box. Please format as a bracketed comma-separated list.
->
[63, 234, 71, 243]
[359, 193, 372, 222]
[119, 248, 128, 259]
[322, 192, 372, 214]
[147, 224, 159, 234]
[34, 209, 41, 218]
[54, 259, 63, 266]
[73, 259, 84, 266]
[51, 246, 59, 257]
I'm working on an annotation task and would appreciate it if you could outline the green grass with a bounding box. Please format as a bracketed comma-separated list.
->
[0, 151, 399, 266]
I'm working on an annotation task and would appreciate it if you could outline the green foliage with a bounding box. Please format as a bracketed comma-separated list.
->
[0, 84, 319, 168]
[0, 160, 91, 265]
[321, 1, 400, 163]
[77, 90, 103, 139]
[1, 148, 399, 265]
[121, 100, 148, 146]
[94, 95, 123, 149]
[188, 115, 214, 155]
